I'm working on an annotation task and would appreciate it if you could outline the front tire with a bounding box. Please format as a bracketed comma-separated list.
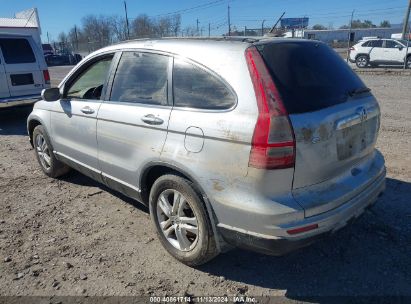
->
[406, 56, 411, 69]
[149, 174, 218, 266]
[32, 125, 70, 178]
[356, 55, 369, 68]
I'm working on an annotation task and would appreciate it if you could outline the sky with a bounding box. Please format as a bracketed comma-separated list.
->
[1, 0, 408, 42]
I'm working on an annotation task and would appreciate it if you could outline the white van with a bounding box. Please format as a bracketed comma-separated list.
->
[0, 34, 50, 108]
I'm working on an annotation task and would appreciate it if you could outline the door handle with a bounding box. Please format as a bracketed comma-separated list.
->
[81, 106, 95, 114]
[141, 114, 164, 125]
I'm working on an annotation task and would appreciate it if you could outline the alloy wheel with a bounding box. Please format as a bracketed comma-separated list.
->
[156, 189, 199, 251]
[35, 134, 51, 170]
[357, 57, 367, 68]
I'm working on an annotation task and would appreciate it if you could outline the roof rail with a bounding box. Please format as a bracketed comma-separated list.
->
[111, 36, 265, 46]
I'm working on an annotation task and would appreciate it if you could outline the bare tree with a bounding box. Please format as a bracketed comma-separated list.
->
[182, 26, 197, 37]
[131, 14, 154, 38]
[82, 15, 113, 49]
[312, 24, 327, 30]
[59, 13, 182, 53]
[67, 26, 81, 51]
[110, 15, 128, 42]
[380, 20, 391, 28]
[58, 32, 68, 45]
[171, 14, 181, 37]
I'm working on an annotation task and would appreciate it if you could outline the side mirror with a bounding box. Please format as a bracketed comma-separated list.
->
[41, 88, 61, 102]
[395, 45, 404, 51]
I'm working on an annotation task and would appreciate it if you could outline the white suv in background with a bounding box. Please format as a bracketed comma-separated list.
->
[349, 38, 411, 68]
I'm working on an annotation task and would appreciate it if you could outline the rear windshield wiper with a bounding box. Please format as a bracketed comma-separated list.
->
[348, 87, 371, 97]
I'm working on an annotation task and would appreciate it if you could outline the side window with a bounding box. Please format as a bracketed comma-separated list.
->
[173, 59, 235, 110]
[0, 38, 35, 64]
[370, 40, 383, 48]
[66, 56, 113, 100]
[385, 40, 399, 48]
[110, 52, 169, 105]
[361, 41, 370, 47]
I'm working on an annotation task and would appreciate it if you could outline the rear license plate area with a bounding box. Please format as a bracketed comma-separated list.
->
[10, 73, 34, 86]
[336, 116, 378, 160]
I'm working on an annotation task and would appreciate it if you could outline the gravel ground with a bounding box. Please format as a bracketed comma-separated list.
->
[0, 67, 410, 301]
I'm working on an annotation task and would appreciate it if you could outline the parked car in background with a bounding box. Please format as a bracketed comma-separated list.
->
[42, 43, 54, 57]
[28, 38, 385, 265]
[349, 38, 411, 68]
[0, 34, 50, 108]
[45, 53, 82, 66]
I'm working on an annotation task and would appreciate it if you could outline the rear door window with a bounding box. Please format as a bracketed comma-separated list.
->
[0, 38, 36, 64]
[256, 41, 367, 114]
[173, 59, 235, 110]
[109, 52, 169, 106]
[369, 40, 383, 48]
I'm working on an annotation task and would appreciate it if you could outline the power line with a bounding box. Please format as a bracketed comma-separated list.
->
[151, 0, 227, 17]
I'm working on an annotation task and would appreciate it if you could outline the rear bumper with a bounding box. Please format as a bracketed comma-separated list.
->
[0, 94, 41, 108]
[218, 166, 386, 255]
[218, 225, 329, 255]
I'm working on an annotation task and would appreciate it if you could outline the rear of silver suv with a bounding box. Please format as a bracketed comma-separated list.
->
[28, 38, 385, 265]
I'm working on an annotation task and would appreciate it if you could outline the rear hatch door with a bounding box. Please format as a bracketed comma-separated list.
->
[0, 37, 44, 97]
[257, 40, 381, 216]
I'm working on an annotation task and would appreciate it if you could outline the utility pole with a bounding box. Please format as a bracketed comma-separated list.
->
[346, 10, 355, 62]
[208, 23, 211, 37]
[402, 0, 411, 39]
[196, 19, 200, 36]
[47, 32, 50, 44]
[244, 26, 246, 36]
[74, 25, 79, 51]
[261, 20, 266, 36]
[124, 1, 130, 40]
[227, 4, 231, 36]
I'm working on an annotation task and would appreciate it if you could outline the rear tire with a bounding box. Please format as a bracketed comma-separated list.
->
[149, 174, 218, 266]
[32, 125, 70, 178]
[355, 55, 369, 68]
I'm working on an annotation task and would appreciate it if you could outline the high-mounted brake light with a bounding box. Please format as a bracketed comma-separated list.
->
[43, 70, 50, 85]
[245, 46, 295, 170]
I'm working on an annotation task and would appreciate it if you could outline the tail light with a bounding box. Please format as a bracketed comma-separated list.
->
[245, 46, 295, 170]
[43, 69, 50, 85]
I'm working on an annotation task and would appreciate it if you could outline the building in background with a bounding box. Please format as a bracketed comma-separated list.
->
[0, 8, 42, 49]
[304, 26, 404, 44]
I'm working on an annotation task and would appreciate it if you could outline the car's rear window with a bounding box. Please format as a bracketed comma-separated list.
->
[256, 41, 367, 114]
[0, 38, 36, 64]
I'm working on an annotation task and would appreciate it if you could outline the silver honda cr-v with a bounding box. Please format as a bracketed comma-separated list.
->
[27, 38, 386, 266]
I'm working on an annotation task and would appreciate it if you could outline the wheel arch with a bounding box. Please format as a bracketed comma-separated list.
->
[140, 161, 207, 205]
[27, 118, 43, 147]
[355, 53, 370, 60]
[139, 161, 224, 251]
